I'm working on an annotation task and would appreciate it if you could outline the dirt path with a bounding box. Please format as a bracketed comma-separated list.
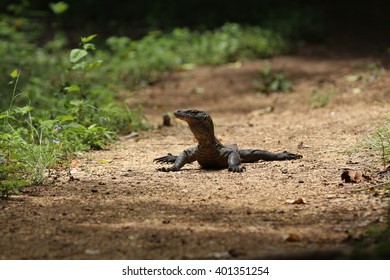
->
[1, 51, 390, 259]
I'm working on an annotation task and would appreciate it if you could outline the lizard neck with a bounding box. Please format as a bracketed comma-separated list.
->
[197, 136, 222, 149]
[188, 123, 220, 148]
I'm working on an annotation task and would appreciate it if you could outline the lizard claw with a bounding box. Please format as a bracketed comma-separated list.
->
[228, 166, 246, 173]
[154, 153, 177, 164]
[157, 167, 171, 172]
[157, 166, 179, 172]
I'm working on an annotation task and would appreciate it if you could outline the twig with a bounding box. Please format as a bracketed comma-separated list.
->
[350, 181, 390, 192]
[371, 181, 390, 188]
[377, 131, 387, 169]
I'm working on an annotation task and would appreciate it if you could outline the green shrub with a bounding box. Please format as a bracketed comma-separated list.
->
[310, 90, 332, 109]
[0, 34, 148, 195]
[253, 63, 292, 94]
[103, 23, 288, 87]
[0, 162, 29, 198]
[365, 123, 390, 168]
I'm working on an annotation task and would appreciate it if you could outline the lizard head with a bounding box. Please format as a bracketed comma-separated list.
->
[174, 109, 216, 144]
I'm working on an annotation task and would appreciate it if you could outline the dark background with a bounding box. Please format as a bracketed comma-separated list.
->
[1, 0, 389, 43]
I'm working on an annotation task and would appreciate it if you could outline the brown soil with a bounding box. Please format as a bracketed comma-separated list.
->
[1, 49, 390, 260]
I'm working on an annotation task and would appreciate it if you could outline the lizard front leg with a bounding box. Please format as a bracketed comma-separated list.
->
[228, 151, 245, 173]
[156, 147, 198, 172]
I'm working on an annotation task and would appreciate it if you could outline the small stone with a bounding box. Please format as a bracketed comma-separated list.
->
[84, 248, 100, 255]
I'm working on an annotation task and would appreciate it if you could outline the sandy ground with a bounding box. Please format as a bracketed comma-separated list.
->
[1, 49, 390, 259]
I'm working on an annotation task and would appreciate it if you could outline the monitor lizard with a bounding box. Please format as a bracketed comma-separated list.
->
[154, 109, 302, 172]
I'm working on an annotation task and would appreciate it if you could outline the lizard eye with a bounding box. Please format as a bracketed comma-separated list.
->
[190, 110, 199, 115]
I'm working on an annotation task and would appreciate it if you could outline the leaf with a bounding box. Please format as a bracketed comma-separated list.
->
[50, 2, 69, 14]
[286, 198, 306, 204]
[70, 158, 80, 168]
[13, 106, 33, 115]
[260, 63, 271, 76]
[284, 233, 301, 242]
[62, 123, 87, 131]
[81, 34, 98, 44]
[87, 60, 103, 70]
[70, 49, 87, 63]
[64, 84, 80, 93]
[55, 115, 75, 122]
[72, 61, 86, 70]
[69, 100, 84, 106]
[39, 119, 56, 130]
[190, 87, 205, 94]
[345, 75, 361, 82]
[0, 114, 15, 121]
[10, 69, 20, 78]
[177, 63, 196, 71]
[341, 169, 363, 183]
[83, 43, 96, 51]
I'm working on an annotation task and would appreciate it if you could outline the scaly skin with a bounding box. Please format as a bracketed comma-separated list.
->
[154, 109, 302, 172]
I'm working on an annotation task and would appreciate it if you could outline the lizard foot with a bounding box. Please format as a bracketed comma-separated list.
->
[280, 151, 303, 160]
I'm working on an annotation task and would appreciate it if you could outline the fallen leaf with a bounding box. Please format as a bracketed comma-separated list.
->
[341, 169, 363, 183]
[378, 164, 390, 174]
[346, 160, 360, 164]
[298, 142, 310, 149]
[284, 233, 301, 242]
[123, 132, 139, 139]
[352, 87, 362, 94]
[208, 251, 230, 258]
[190, 87, 205, 94]
[70, 158, 80, 167]
[128, 235, 137, 240]
[69, 168, 78, 176]
[227, 61, 242, 69]
[345, 74, 361, 82]
[248, 107, 273, 118]
[286, 198, 306, 204]
[84, 248, 100, 255]
[228, 248, 245, 257]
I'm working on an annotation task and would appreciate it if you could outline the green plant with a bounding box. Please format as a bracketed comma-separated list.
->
[103, 23, 288, 88]
[0, 163, 28, 198]
[310, 89, 332, 109]
[1, 70, 61, 186]
[253, 63, 292, 94]
[365, 125, 390, 169]
[366, 62, 384, 82]
[66, 34, 103, 97]
[346, 62, 384, 84]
